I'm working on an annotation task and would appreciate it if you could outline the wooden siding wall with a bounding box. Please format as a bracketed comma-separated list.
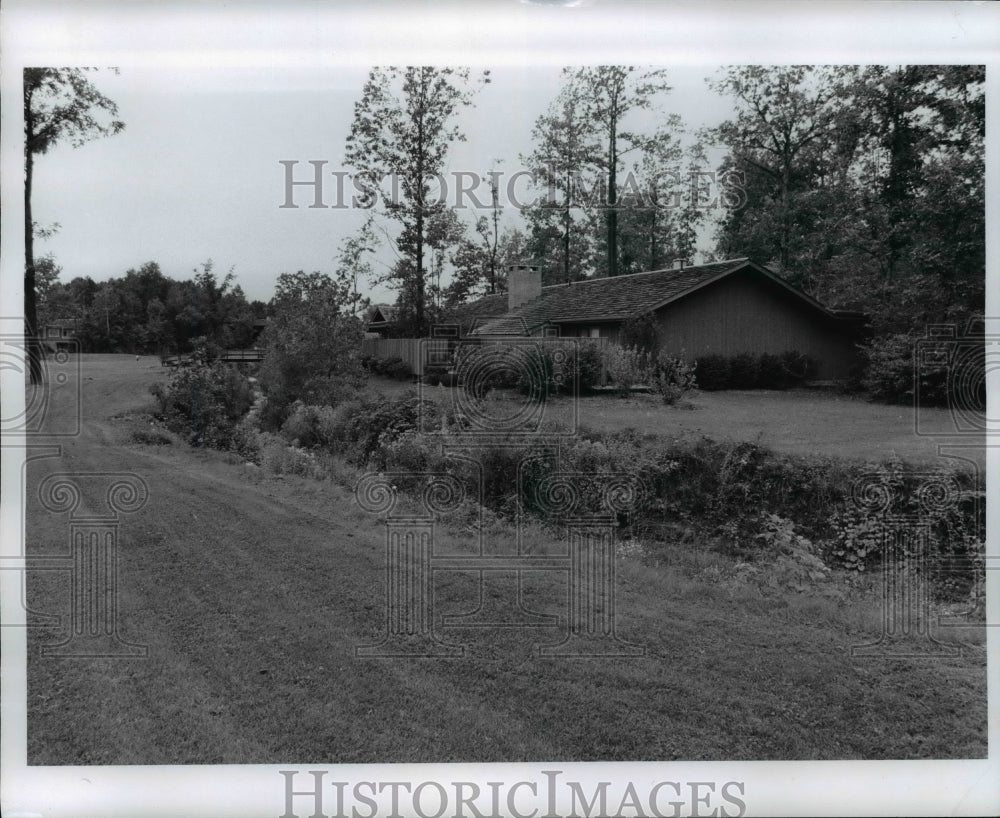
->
[653, 274, 859, 379]
[363, 336, 608, 379]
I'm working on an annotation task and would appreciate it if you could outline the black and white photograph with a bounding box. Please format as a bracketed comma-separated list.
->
[2, 2, 997, 817]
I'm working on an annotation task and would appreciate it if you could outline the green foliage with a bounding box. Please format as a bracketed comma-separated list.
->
[455, 342, 602, 400]
[259, 270, 365, 417]
[711, 65, 984, 345]
[619, 311, 661, 354]
[694, 354, 731, 391]
[514, 345, 558, 401]
[345, 66, 488, 333]
[860, 333, 957, 406]
[652, 354, 697, 405]
[38, 260, 258, 355]
[422, 365, 448, 386]
[250, 387, 983, 599]
[728, 353, 760, 389]
[572, 342, 605, 393]
[824, 508, 883, 572]
[457, 345, 520, 398]
[694, 351, 817, 390]
[602, 344, 652, 396]
[781, 350, 818, 384]
[150, 359, 254, 449]
[384, 358, 413, 380]
[756, 353, 788, 389]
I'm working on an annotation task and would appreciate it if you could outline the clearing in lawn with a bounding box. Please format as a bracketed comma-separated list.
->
[22, 356, 986, 763]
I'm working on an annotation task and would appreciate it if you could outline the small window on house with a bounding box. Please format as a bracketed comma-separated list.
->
[589, 327, 601, 339]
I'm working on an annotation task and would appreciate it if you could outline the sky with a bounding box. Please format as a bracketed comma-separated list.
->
[28, 65, 736, 304]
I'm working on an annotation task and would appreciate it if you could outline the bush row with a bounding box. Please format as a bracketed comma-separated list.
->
[360, 354, 413, 380]
[153, 357, 983, 599]
[694, 350, 818, 391]
[265, 389, 983, 595]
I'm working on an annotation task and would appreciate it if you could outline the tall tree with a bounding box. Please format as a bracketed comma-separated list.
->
[710, 64, 984, 336]
[333, 217, 379, 318]
[345, 66, 488, 334]
[571, 66, 672, 277]
[23, 68, 124, 383]
[521, 76, 599, 284]
[446, 226, 527, 305]
[259, 270, 365, 412]
[709, 66, 836, 276]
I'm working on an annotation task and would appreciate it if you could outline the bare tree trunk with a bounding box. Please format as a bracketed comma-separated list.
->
[607, 113, 618, 277]
[24, 146, 43, 385]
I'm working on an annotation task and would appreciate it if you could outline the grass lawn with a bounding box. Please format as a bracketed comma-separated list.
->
[369, 376, 984, 467]
[23, 357, 987, 764]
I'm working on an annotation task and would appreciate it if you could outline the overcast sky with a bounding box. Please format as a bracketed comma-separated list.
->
[29, 65, 736, 304]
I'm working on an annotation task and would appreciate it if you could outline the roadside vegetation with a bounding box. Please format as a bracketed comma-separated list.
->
[150, 331, 986, 615]
[91, 347, 984, 765]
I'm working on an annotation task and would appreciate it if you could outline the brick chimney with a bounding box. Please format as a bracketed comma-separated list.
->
[507, 260, 542, 310]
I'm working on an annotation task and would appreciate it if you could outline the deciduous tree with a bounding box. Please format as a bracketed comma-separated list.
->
[345, 67, 488, 334]
[24, 68, 124, 382]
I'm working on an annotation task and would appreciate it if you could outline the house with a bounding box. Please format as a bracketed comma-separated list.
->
[465, 258, 865, 380]
[41, 318, 78, 353]
[365, 304, 400, 337]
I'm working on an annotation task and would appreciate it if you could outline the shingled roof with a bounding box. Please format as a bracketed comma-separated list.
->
[472, 258, 777, 335]
[442, 292, 510, 331]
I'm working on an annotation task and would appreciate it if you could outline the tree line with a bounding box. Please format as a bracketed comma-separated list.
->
[341, 64, 983, 344]
[24, 64, 984, 369]
[37, 259, 266, 355]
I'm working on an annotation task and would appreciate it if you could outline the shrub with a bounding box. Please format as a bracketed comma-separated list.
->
[756, 353, 787, 389]
[151, 360, 254, 450]
[859, 333, 956, 406]
[781, 350, 817, 387]
[349, 394, 439, 466]
[280, 402, 325, 447]
[458, 345, 522, 398]
[652, 354, 697, 405]
[422, 365, 448, 386]
[317, 398, 367, 446]
[379, 357, 411, 380]
[575, 341, 605, 392]
[603, 345, 652, 397]
[695, 354, 730, 391]
[729, 353, 760, 389]
[515, 345, 559, 400]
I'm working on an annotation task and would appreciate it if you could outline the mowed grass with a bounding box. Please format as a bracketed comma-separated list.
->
[24, 356, 986, 763]
[371, 376, 983, 467]
[27, 441, 986, 764]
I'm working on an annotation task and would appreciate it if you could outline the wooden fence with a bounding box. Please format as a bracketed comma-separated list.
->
[360, 338, 449, 376]
[161, 348, 264, 367]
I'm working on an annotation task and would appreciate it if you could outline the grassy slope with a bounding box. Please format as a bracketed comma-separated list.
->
[24, 357, 986, 764]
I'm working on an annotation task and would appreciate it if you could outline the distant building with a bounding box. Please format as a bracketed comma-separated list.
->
[365, 304, 400, 337]
[41, 318, 78, 353]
